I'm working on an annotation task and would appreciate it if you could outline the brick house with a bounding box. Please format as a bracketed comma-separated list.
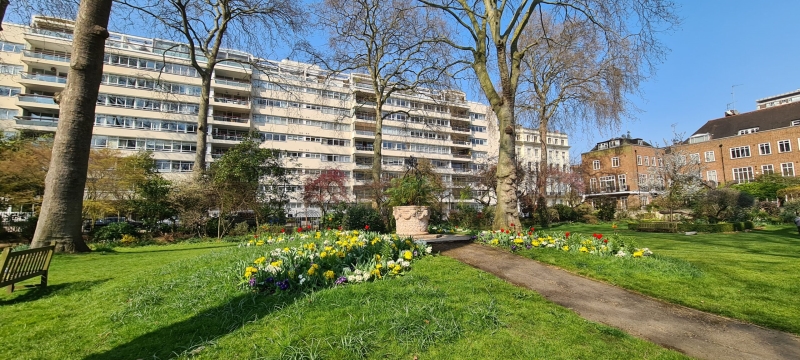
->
[581, 99, 800, 210]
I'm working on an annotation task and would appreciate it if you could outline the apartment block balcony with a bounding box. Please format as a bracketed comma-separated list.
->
[19, 72, 68, 85]
[211, 94, 250, 111]
[354, 129, 375, 138]
[22, 49, 71, 64]
[210, 115, 250, 127]
[213, 78, 251, 91]
[17, 94, 59, 111]
[450, 125, 471, 133]
[354, 144, 374, 152]
[14, 115, 59, 131]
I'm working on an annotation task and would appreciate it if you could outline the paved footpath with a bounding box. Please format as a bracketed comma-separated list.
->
[434, 241, 800, 360]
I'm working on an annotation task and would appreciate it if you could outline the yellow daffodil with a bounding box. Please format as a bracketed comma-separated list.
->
[324, 270, 335, 280]
[403, 250, 413, 260]
[562, 245, 569, 251]
[579, 246, 588, 253]
[254, 257, 266, 265]
[633, 250, 644, 258]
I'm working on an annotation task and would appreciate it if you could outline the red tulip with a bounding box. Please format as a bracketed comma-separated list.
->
[297, 227, 303, 233]
[365, 224, 370, 230]
[565, 232, 570, 238]
[281, 228, 285, 233]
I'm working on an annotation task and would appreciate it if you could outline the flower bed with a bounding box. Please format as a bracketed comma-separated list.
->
[476, 229, 652, 258]
[239, 230, 432, 293]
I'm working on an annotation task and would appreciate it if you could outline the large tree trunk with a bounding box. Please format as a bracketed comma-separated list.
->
[194, 75, 212, 179]
[0, 0, 9, 31]
[493, 102, 520, 229]
[371, 101, 383, 185]
[31, 0, 113, 252]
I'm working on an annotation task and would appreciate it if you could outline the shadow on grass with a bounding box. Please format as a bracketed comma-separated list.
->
[0, 279, 111, 306]
[88, 244, 235, 255]
[83, 291, 302, 360]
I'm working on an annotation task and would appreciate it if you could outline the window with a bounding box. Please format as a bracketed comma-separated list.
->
[658, 158, 663, 167]
[778, 140, 792, 153]
[762, 164, 774, 175]
[592, 160, 600, 170]
[759, 143, 771, 155]
[0, 86, 20, 97]
[737, 127, 759, 135]
[730, 146, 751, 159]
[690, 153, 700, 164]
[618, 174, 627, 190]
[707, 170, 718, 182]
[732, 167, 754, 184]
[0, 64, 23, 74]
[793, 120, 800, 126]
[704, 151, 716, 162]
[638, 174, 647, 184]
[599, 176, 615, 192]
[0, 108, 18, 119]
[782, 163, 795, 177]
[589, 178, 597, 191]
[0, 41, 23, 53]
[611, 157, 619, 167]
[636, 155, 642, 165]
[644, 156, 650, 166]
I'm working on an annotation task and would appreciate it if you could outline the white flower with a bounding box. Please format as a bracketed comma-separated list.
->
[425, 246, 433, 254]
[400, 260, 410, 268]
[299, 275, 306, 285]
[615, 251, 627, 257]
[265, 265, 280, 274]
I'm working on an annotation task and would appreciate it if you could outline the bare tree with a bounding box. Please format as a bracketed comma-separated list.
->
[31, 0, 113, 252]
[419, 0, 677, 230]
[517, 13, 657, 225]
[313, 0, 454, 201]
[118, 0, 305, 179]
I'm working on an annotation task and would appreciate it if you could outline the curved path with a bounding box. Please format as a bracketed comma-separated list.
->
[433, 241, 800, 360]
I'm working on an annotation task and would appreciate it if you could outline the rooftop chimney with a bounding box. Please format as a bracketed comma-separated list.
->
[725, 109, 739, 117]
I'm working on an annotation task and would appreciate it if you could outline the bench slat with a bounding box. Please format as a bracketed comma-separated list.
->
[0, 246, 55, 292]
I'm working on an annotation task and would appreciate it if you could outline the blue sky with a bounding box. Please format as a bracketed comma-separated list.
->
[561, 0, 800, 157]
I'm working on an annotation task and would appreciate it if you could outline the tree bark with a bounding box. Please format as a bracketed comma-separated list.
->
[31, 0, 113, 252]
[0, 0, 10, 31]
[493, 101, 520, 229]
[194, 75, 212, 179]
[371, 101, 383, 185]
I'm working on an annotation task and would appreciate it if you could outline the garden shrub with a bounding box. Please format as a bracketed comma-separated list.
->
[229, 221, 250, 236]
[320, 204, 348, 229]
[552, 204, 578, 222]
[582, 214, 599, 224]
[344, 204, 385, 233]
[10, 216, 38, 241]
[744, 220, 754, 230]
[93, 222, 137, 243]
[595, 197, 616, 221]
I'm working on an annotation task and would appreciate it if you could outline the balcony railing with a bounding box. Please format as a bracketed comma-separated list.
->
[452, 167, 471, 173]
[451, 126, 470, 132]
[355, 130, 375, 137]
[211, 134, 246, 141]
[212, 97, 250, 106]
[214, 78, 250, 88]
[452, 140, 471, 146]
[28, 28, 73, 40]
[23, 50, 70, 63]
[15, 116, 59, 127]
[452, 154, 470, 159]
[212, 115, 249, 124]
[18, 94, 57, 105]
[20, 72, 68, 84]
[355, 145, 374, 151]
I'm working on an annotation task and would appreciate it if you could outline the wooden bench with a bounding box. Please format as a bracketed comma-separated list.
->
[0, 246, 55, 293]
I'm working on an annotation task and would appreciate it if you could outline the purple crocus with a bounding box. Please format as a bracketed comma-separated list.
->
[277, 279, 290, 290]
[526, 244, 532, 249]
[511, 245, 518, 251]
[249, 277, 257, 287]
[335, 276, 348, 285]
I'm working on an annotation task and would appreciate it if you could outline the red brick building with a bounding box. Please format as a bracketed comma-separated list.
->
[581, 100, 800, 209]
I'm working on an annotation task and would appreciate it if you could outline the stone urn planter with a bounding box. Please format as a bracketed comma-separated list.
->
[393, 206, 430, 236]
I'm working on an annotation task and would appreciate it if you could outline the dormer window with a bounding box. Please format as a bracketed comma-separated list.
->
[737, 127, 759, 135]
[791, 120, 800, 126]
[688, 133, 710, 144]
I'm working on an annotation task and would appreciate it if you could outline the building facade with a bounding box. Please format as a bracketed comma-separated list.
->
[0, 16, 571, 219]
[582, 92, 800, 210]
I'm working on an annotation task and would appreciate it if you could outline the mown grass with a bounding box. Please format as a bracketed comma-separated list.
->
[0, 241, 687, 360]
[511, 223, 800, 334]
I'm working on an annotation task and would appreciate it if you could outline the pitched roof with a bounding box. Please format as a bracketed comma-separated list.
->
[691, 101, 800, 140]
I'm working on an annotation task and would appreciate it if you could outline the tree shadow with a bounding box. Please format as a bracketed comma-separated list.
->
[83, 291, 302, 360]
[0, 279, 111, 305]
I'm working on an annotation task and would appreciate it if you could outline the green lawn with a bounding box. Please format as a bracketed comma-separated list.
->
[515, 223, 800, 334]
[0, 240, 687, 360]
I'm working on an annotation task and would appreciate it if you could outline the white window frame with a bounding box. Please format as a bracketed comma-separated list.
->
[618, 174, 627, 190]
[592, 160, 600, 170]
[611, 157, 620, 167]
[707, 170, 718, 182]
[781, 162, 795, 177]
[732, 167, 754, 184]
[762, 164, 774, 175]
[636, 155, 642, 165]
[778, 140, 792, 153]
[758, 143, 771, 155]
[730, 146, 751, 159]
[704, 151, 715, 162]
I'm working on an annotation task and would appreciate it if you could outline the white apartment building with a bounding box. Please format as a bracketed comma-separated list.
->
[0, 16, 569, 218]
[515, 127, 572, 205]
